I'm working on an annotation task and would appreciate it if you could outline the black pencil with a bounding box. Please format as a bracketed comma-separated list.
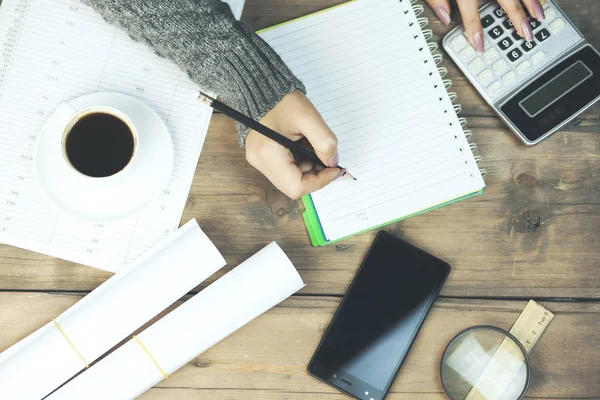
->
[195, 91, 356, 181]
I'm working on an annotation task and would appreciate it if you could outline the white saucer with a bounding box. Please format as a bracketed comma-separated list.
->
[35, 92, 174, 222]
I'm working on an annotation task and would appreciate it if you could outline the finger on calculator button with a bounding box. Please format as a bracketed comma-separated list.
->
[529, 19, 542, 30]
[497, 0, 528, 37]
[512, 31, 523, 41]
[502, 19, 514, 30]
[457, 0, 485, 52]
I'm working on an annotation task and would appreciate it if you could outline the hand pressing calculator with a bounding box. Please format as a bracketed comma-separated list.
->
[443, 0, 600, 145]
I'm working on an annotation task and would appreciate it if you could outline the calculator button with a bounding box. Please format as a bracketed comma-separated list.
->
[494, 7, 506, 19]
[488, 81, 503, 93]
[521, 40, 537, 52]
[460, 46, 476, 60]
[507, 48, 523, 62]
[512, 31, 523, 41]
[549, 18, 566, 34]
[483, 47, 500, 62]
[535, 28, 551, 42]
[451, 34, 469, 50]
[516, 59, 532, 73]
[498, 37, 513, 51]
[502, 19, 514, 30]
[529, 19, 542, 30]
[478, 69, 495, 85]
[502, 71, 517, 84]
[545, 7, 557, 20]
[469, 57, 486, 72]
[492, 59, 509, 74]
[481, 15, 495, 28]
[531, 51, 547, 65]
[488, 26, 504, 40]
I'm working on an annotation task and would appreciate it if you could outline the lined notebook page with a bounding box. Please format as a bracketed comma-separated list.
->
[0, 0, 223, 272]
[260, 0, 485, 242]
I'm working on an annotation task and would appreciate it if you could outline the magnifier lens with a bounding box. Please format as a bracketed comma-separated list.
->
[441, 326, 531, 400]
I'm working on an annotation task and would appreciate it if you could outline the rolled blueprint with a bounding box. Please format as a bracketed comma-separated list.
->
[49, 242, 304, 400]
[0, 219, 226, 400]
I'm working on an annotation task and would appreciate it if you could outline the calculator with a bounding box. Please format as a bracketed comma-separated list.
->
[443, 0, 600, 145]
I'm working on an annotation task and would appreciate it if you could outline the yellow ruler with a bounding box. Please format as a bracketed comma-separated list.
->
[509, 300, 554, 352]
[464, 300, 554, 400]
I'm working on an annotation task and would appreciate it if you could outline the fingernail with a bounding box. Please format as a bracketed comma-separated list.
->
[433, 5, 451, 25]
[335, 168, 347, 181]
[522, 20, 534, 41]
[328, 152, 339, 168]
[473, 32, 484, 53]
[532, 1, 546, 21]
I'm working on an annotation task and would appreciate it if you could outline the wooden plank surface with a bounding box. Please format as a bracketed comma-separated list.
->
[0, 0, 598, 299]
[1, 294, 598, 399]
[0, 111, 598, 298]
[0, 0, 599, 399]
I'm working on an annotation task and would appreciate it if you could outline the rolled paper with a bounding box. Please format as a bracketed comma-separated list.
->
[0, 219, 226, 400]
[48, 242, 304, 400]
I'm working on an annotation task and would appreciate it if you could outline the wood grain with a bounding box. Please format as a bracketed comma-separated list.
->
[0, 2, 598, 298]
[0, 0, 599, 398]
[1, 113, 598, 298]
[1, 293, 598, 399]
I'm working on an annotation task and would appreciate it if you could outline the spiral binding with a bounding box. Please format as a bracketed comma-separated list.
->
[401, 0, 486, 178]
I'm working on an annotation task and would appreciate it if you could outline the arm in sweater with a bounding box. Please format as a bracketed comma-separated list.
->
[79, 0, 305, 146]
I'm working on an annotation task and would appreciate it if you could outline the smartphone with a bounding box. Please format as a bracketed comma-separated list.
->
[307, 231, 451, 400]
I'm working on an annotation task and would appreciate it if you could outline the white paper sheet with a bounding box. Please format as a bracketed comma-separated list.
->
[260, 0, 486, 241]
[48, 242, 305, 400]
[0, 219, 226, 400]
[0, 0, 241, 272]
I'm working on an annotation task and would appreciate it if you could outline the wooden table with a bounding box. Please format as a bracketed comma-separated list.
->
[1, 0, 599, 398]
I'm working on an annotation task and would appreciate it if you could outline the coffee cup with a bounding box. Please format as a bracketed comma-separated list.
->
[58, 105, 138, 178]
[35, 92, 174, 222]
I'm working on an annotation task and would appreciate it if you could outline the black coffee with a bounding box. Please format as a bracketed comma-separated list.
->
[65, 112, 135, 178]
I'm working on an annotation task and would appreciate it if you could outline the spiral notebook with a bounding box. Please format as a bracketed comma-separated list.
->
[259, 0, 486, 246]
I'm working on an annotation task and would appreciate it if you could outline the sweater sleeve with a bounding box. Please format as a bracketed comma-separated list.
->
[79, 0, 305, 146]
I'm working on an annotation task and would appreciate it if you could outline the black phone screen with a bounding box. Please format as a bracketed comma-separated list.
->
[308, 231, 450, 399]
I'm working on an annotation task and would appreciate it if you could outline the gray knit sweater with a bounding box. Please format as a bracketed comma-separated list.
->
[81, 0, 305, 146]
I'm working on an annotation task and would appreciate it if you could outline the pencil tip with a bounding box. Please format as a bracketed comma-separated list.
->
[353, 177, 358, 181]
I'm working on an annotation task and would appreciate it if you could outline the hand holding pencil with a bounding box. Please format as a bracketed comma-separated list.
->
[197, 90, 355, 200]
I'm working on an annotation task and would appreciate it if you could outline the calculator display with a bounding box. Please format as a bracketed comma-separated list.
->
[519, 61, 593, 117]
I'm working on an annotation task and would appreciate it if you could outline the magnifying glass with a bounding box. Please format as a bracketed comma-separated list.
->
[440, 326, 531, 400]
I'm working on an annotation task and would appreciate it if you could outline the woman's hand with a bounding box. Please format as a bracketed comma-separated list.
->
[426, 0, 545, 52]
[245, 91, 342, 200]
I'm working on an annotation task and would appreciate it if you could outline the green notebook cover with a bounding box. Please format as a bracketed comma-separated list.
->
[302, 191, 484, 246]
